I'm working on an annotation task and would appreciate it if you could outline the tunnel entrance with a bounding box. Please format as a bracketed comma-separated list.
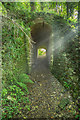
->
[31, 18, 52, 43]
[30, 18, 53, 69]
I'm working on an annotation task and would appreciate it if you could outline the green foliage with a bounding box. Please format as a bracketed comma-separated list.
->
[2, 80, 33, 119]
[18, 74, 34, 84]
[51, 41, 79, 104]
[2, 2, 78, 119]
[16, 82, 29, 93]
[75, 114, 80, 120]
[2, 3, 33, 119]
[25, 105, 30, 111]
[2, 88, 7, 97]
[63, 81, 71, 89]
[1, 2, 7, 16]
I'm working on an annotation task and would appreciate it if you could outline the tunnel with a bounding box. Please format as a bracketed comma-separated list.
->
[31, 21, 52, 43]
[30, 18, 53, 69]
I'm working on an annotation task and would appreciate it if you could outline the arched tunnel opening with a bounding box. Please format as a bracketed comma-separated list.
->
[31, 21, 52, 43]
[30, 19, 52, 68]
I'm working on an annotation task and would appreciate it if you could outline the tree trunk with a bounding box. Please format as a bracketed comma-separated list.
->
[61, 3, 63, 12]
[40, 2, 44, 10]
[30, 2, 35, 11]
[66, 2, 69, 19]
[56, 2, 57, 12]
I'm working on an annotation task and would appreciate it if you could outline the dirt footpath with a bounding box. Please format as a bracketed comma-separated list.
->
[26, 57, 78, 119]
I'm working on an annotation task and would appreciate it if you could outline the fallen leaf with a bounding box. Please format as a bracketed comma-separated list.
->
[48, 108, 50, 110]
[69, 105, 72, 109]
[51, 116, 54, 118]
[40, 84, 42, 86]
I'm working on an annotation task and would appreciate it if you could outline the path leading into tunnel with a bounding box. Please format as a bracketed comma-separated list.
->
[26, 56, 77, 119]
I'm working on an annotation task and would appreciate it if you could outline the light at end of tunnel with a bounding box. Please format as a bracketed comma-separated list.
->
[37, 48, 46, 58]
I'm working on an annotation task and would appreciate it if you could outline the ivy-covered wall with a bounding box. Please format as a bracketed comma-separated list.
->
[2, 18, 30, 86]
[51, 19, 79, 104]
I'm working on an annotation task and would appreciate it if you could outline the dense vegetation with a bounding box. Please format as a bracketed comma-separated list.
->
[1, 2, 79, 119]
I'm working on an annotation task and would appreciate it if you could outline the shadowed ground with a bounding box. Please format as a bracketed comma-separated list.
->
[26, 56, 77, 119]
